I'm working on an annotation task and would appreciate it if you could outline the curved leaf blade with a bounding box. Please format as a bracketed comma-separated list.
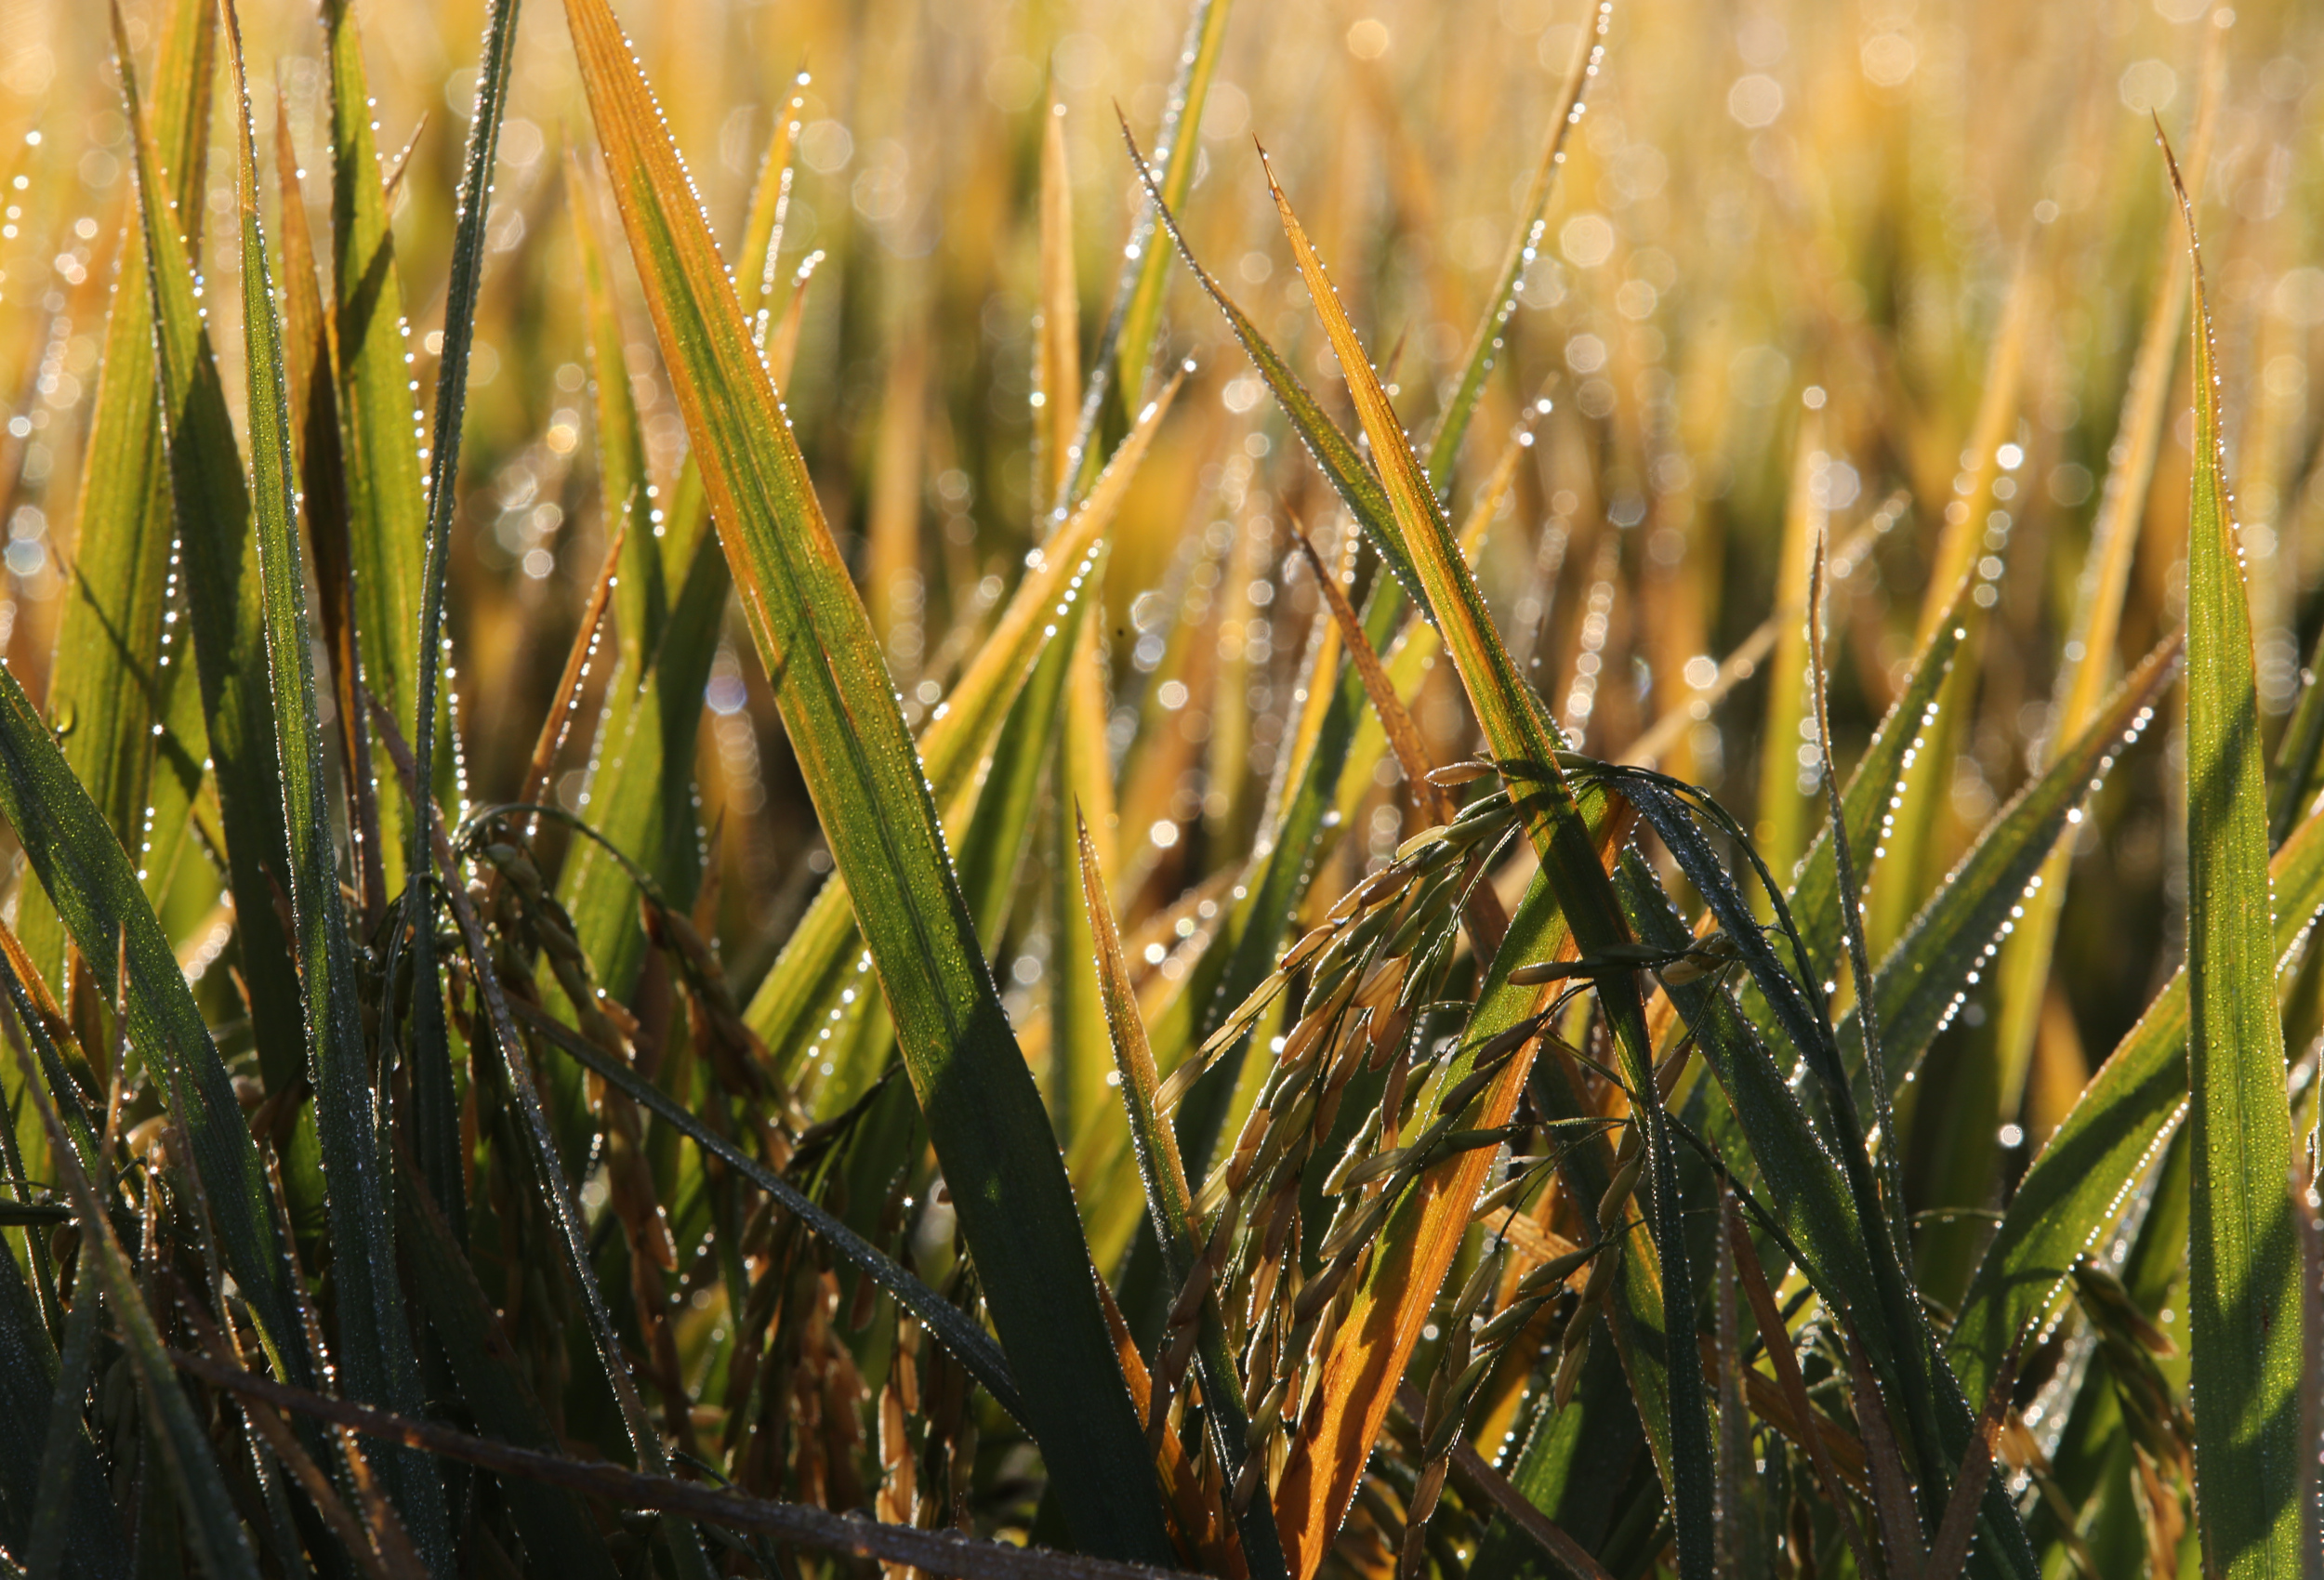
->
[1258, 159, 1712, 1580]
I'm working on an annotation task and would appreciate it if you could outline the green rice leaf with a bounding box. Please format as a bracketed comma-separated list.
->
[1950, 794, 2324, 1402]
[19, 0, 214, 999]
[741, 379, 1176, 1082]
[1781, 573, 1972, 991]
[571, 150, 663, 675]
[2167, 138, 2304, 1580]
[561, 0, 1177, 1560]
[401, 0, 522, 1257]
[555, 114, 803, 1007]
[322, 0, 429, 893]
[1121, 125, 1420, 614]
[219, 8, 453, 1564]
[118, 0, 310, 1148]
[1110, 0, 1232, 415]
[1847, 633, 2181, 1085]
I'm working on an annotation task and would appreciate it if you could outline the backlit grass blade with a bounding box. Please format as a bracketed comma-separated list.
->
[735, 79, 804, 336]
[572, 149, 662, 672]
[555, 103, 802, 1005]
[1050, 605, 1123, 1157]
[1847, 633, 2180, 1085]
[562, 0, 1177, 1560]
[220, 11, 453, 1565]
[1121, 126, 1421, 613]
[116, 0, 307, 1102]
[323, 0, 429, 893]
[1259, 155, 1713, 1580]
[1753, 424, 1825, 886]
[18, 0, 213, 998]
[1097, 0, 1227, 425]
[0, 997, 261, 1580]
[1617, 849, 1879, 1334]
[1076, 810, 1287, 1580]
[1809, 524, 1911, 1288]
[1419, 2, 1604, 493]
[558, 546, 726, 1002]
[1331, 432, 1527, 837]
[741, 381, 1177, 1078]
[401, 0, 519, 1258]
[1780, 574, 1974, 995]
[276, 89, 389, 926]
[409, 0, 515, 799]
[2166, 135, 2304, 1580]
[1950, 794, 2324, 1402]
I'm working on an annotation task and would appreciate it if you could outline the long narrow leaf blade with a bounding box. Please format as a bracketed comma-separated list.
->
[561, 1, 1176, 1560]
[1260, 156, 1712, 1580]
[323, 0, 428, 890]
[1850, 634, 2181, 1083]
[19, 0, 215, 996]
[1078, 810, 1286, 1579]
[1951, 796, 2324, 1400]
[115, 1, 307, 1097]
[742, 383, 1177, 1074]
[220, 10, 451, 1565]
[2168, 138, 2304, 1580]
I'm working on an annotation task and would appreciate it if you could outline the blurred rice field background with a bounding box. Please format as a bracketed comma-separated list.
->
[0, 0, 2317, 1573]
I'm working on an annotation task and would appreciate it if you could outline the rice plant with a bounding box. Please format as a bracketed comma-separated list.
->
[0, 0, 2316, 1577]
